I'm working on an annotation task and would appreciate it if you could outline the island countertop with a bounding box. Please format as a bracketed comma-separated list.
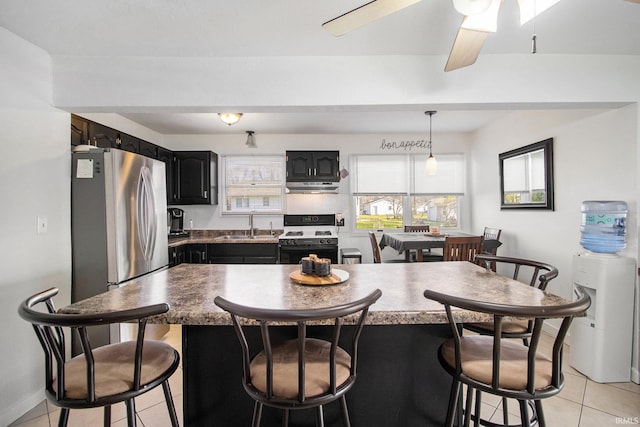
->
[62, 262, 569, 325]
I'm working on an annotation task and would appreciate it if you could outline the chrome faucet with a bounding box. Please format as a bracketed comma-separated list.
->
[249, 211, 255, 237]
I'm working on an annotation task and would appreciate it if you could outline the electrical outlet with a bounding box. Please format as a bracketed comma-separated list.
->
[37, 216, 48, 234]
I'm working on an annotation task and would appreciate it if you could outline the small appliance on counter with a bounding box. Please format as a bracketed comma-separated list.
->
[168, 208, 189, 236]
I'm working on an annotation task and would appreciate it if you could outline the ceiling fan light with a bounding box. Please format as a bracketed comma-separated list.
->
[461, 0, 501, 32]
[518, 0, 562, 25]
[453, 0, 492, 16]
[218, 112, 243, 126]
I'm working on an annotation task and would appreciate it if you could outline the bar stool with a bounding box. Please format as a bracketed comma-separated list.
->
[423, 287, 590, 427]
[214, 289, 382, 427]
[18, 287, 180, 427]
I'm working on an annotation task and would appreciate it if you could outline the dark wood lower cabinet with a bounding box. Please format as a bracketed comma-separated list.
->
[169, 243, 279, 267]
[183, 324, 452, 426]
[208, 243, 278, 264]
[168, 246, 186, 267]
[186, 244, 208, 264]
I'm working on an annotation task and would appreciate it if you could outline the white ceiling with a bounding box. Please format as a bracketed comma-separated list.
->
[1, 0, 638, 134]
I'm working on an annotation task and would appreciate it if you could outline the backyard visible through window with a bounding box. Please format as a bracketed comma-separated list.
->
[351, 153, 464, 230]
[355, 195, 458, 229]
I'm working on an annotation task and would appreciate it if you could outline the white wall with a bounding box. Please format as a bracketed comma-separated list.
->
[469, 106, 638, 301]
[0, 28, 71, 424]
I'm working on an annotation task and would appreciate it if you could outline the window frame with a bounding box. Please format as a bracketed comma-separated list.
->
[350, 153, 465, 232]
[220, 155, 287, 215]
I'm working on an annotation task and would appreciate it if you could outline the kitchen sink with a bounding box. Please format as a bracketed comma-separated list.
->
[214, 235, 276, 241]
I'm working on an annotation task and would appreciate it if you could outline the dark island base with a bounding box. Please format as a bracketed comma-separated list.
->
[183, 324, 453, 426]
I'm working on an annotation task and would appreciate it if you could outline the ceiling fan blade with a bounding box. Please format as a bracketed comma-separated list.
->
[322, 0, 423, 36]
[444, 27, 490, 72]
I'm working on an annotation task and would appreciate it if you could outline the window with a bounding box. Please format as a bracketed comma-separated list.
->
[351, 154, 465, 230]
[221, 155, 286, 214]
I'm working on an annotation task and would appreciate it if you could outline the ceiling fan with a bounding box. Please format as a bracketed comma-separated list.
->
[322, 0, 563, 72]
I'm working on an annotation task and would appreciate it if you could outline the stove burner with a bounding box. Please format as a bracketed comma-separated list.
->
[286, 231, 303, 236]
[315, 231, 332, 236]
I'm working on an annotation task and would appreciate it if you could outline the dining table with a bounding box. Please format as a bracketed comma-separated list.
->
[61, 261, 568, 427]
[379, 231, 502, 261]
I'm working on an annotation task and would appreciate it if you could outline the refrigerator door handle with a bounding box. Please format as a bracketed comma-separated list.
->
[137, 166, 157, 262]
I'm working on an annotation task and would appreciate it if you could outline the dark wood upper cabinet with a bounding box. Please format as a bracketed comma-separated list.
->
[88, 122, 119, 148]
[118, 133, 140, 153]
[139, 140, 158, 159]
[172, 151, 218, 205]
[70, 115, 89, 146]
[286, 151, 339, 182]
[157, 147, 176, 204]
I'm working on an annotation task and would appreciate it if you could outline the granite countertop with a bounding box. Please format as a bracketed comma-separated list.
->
[62, 262, 571, 326]
[168, 229, 282, 247]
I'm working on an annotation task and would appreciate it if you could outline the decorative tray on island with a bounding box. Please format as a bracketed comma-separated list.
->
[289, 269, 350, 286]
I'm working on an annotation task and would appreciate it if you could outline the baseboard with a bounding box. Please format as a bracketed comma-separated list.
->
[0, 390, 45, 426]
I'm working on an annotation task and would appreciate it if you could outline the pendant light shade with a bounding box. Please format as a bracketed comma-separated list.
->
[425, 111, 438, 176]
[426, 153, 438, 175]
[218, 113, 243, 126]
[245, 131, 257, 148]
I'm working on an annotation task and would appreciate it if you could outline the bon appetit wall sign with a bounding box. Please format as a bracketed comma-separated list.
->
[379, 138, 430, 151]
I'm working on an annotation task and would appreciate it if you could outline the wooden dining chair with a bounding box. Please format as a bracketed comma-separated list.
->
[403, 225, 430, 232]
[482, 227, 502, 252]
[402, 225, 443, 261]
[442, 235, 484, 265]
[18, 287, 180, 427]
[369, 231, 405, 263]
[424, 287, 591, 427]
[482, 227, 502, 271]
[214, 289, 382, 427]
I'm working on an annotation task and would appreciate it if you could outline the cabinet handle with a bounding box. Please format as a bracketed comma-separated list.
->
[204, 190, 207, 198]
[308, 168, 312, 176]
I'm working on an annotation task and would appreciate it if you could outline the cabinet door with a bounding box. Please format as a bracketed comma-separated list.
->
[157, 148, 176, 205]
[139, 140, 158, 159]
[174, 151, 218, 205]
[286, 151, 314, 181]
[89, 122, 118, 148]
[71, 115, 89, 146]
[118, 133, 140, 153]
[313, 151, 339, 181]
[168, 245, 186, 267]
[186, 244, 208, 264]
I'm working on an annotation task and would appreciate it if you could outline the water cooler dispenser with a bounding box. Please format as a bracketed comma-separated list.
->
[569, 201, 637, 383]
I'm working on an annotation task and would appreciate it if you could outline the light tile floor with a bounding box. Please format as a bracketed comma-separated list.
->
[9, 326, 640, 426]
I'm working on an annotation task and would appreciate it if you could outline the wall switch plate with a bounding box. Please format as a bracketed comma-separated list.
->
[37, 216, 48, 234]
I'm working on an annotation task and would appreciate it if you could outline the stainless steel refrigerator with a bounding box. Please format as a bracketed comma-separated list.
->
[71, 148, 168, 350]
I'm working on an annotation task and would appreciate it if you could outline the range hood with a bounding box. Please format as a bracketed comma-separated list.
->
[286, 181, 339, 194]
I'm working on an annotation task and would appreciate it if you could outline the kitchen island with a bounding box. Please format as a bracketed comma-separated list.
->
[62, 262, 571, 426]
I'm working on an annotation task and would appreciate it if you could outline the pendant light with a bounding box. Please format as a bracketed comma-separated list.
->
[245, 131, 257, 148]
[218, 113, 243, 126]
[425, 111, 438, 176]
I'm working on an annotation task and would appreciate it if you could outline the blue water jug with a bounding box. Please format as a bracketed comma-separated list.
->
[580, 200, 627, 253]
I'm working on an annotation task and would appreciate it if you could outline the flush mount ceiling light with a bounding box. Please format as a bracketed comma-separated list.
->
[218, 113, 243, 126]
[245, 131, 257, 148]
[425, 111, 438, 176]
